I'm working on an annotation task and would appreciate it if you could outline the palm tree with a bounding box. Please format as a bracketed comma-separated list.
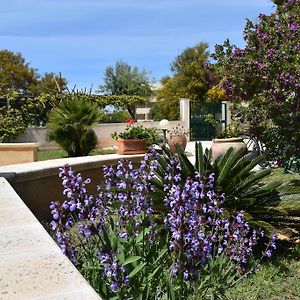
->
[48, 94, 100, 157]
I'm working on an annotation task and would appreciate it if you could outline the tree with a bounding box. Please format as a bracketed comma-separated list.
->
[212, 1, 300, 161]
[100, 60, 153, 118]
[156, 43, 212, 120]
[0, 50, 67, 95]
[48, 93, 100, 157]
[98, 109, 131, 123]
[272, 0, 286, 5]
[0, 50, 68, 141]
[0, 109, 26, 142]
[155, 76, 182, 120]
[34, 72, 67, 94]
[0, 50, 38, 94]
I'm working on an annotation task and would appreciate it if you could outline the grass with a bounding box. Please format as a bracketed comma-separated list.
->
[225, 168, 300, 299]
[262, 167, 300, 184]
[226, 253, 300, 300]
[38, 148, 116, 161]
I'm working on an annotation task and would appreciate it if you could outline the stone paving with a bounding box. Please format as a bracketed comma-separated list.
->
[0, 177, 101, 300]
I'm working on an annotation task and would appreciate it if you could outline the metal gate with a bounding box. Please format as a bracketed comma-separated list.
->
[190, 102, 226, 141]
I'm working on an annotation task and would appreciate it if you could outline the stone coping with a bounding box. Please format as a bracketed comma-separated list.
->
[0, 177, 101, 299]
[0, 142, 39, 149]
[0, 143, 39, 166]
[0, 153, 145, 184]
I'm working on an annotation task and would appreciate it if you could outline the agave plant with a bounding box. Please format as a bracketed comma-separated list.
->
[149, 143, 300, 234]
[48, 94, 100, 157]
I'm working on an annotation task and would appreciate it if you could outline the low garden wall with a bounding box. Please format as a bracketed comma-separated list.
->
[0, 153, 144, 221]
[0, 154, 144, 300]
[0, 176, 101, 299]
[0, 143, 38, 166]
[0, 153, 145, 298]
[13, 120, 185, 150]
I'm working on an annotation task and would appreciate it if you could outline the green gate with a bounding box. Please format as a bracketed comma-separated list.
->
[190, 102, 226, 141]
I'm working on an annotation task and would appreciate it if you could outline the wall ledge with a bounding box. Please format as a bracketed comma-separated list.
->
[0, 153, 144, 184]
[0, 177, 101, 299]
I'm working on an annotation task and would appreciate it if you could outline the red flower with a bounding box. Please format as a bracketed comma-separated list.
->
[125, 117, 136, 125]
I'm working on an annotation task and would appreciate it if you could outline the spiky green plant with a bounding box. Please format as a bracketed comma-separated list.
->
[150, 143, 300, 234]
[47, 95, 100, 157]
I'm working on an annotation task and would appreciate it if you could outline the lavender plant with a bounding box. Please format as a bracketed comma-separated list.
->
[50, 150, 276, 299]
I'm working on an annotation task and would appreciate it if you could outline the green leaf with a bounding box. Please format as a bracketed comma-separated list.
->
[128, 263, 147, 278]
[250, 206, 288, 216]
[123, 256, 142, 266]
[147, 265, 161, 280]
[167, 275, 176, 300]
[117, 241, 125, 263]
[277, 184, 300, 195]
[176, 144, 195, 178]
[249, 220, 275, 235]
[216, 147, 234, 171]
[195, 142, 205, 175]
[154, 248, 168, 264]
[217, 147, 246, 186]
[135, 228, 150, 243]
[246, 181, 282, 198]
[233, 169, 272, 196]
[236, 155, 266, 178]
[149, 176, 164, 189]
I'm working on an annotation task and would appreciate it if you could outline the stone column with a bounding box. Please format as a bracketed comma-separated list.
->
[179, 98, 190, 141]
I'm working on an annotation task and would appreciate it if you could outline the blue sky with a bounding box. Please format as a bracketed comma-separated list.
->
[0, 0, 275, 90]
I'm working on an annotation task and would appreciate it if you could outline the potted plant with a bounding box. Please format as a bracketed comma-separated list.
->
[112, 118, 159, 155]
[211, 121, 246, 160]
[167, 125, 189, 153]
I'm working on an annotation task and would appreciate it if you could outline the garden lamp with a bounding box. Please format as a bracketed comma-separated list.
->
[159, 119, 169, 147]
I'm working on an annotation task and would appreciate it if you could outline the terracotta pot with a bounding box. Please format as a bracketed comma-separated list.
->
[211, 137, 247, 161]
[168, 134, 187, 153]
[116, 139, 146, 155]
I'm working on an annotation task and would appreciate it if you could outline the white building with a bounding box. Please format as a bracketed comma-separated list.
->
[135, 83, 162, 121]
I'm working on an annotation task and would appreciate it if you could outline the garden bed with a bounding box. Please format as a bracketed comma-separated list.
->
[47, 146, 300, 299]
[226, 256, 300, 299]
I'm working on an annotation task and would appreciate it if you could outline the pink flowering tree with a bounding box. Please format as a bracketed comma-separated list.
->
[212, 0, 300, 162]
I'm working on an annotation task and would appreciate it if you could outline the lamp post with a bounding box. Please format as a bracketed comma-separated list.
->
[159, 119, 169, 148]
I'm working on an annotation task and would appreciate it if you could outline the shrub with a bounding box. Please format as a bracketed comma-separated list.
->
[0, 109, 26, 142]
[212, 1, 300, 161]
[111, 119, 160, 147]
[50, 150, 276, 299]
[47, 94, 99, 156]
[150, 143, 300, 234]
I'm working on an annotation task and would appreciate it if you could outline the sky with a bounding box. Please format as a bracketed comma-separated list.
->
[0, 0, 275, 90]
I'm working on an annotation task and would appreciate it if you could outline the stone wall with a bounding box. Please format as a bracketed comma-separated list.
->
[0, 154, 144, 221]
[0, 143, 38, 166]
[0, 176, 101, 299]
[13, 120, 185, 150]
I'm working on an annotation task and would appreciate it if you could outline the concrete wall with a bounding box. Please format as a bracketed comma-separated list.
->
[13, 121, 185, 150]
[0, 153, 148, 298]
[0, 143, 38, 166]
[0, 177, 100, 299]
[0, 154, 144, 221]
